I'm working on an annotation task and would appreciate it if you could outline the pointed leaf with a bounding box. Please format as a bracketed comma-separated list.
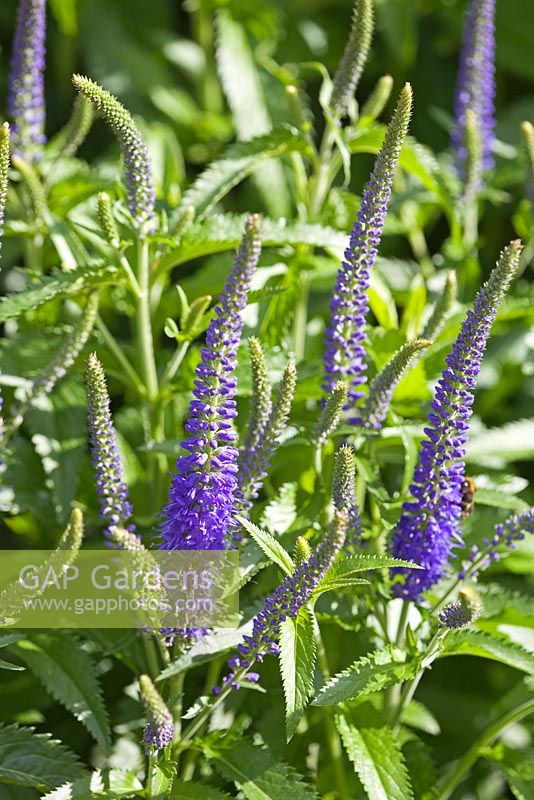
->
[313, 647, 420, 707]
[236, 515, 295, 575]
[42, 770, 144, 799]
[440, 629, 534, 674]
[0, 724, 83, 790]
[279, 607, 316, 741]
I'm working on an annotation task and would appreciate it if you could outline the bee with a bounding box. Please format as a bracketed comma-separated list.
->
[460, 477, 476, 519]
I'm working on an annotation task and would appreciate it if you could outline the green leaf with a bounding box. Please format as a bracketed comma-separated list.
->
[0, 264, 116, 323]
[474, 488, 530, 513]
[311, 577, 369, 600]
[25, 381, 87, 524]
[466, 419, 534, 464]
[158, 213, 346, 272]
[0, 724, 83, 790]
[157, 623, 254, 679]
[0, 658, 24, 671]
[211, 740, 318, 800]
[215, 10, 290, 218]
[400, 700, 441, 735]
[171, 781, 232, 799]
[279, 607, 316, 741]
[181, 128, 309, 219]
[488, 747, 534, 800]
[368, 271, 398, 330]
[42, 770, 144, 799]
[324, 554, 421, 579]
[260, 483, 298, 535]
[313, 647, 420, 707]
[440, 630, 534, 674]
[236, 515, 295, 576]
[336, 708, 414, 800]
[13, 633, 111, 752]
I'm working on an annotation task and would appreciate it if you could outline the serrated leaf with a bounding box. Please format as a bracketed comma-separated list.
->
[212, 740, 318, 800]
[313, 647, 420, 707]
[489, 747, 534, 800]
[0, 658, 25, 671]
[215, 10, 289, 218]
[25, 381, 87, 524]
[157, 622, 254, 680]
[181, 128, 308, 219]
[236, 515, 295, 575]
[0, 265, 117, 323]
[440, 629, 534, 674]
[170, 780, 232, 799]
[261, 483, 298, 535]
[158, 213, 346, 272]
[401, 700, 441, 735]
[13, 633, 111, 751]
[336, 709, 414, 800]
[324, 554, 421, 579]
[466, 419, 534, 463]
[312, 577, 369, 600]
[0, 724, 83, 790]
[42, 770, 143, 799]
[474, 488, 529, 513]
[279, 607, 316, 741]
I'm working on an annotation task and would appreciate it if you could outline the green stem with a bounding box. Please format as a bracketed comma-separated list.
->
[95, 315, 145, 395]
[136, 236, 159, 402]
[315, 619, 352, 800]
[435, 700, 534, 800]
[390, 630, 445, 730]
[161, 341, 190, 387]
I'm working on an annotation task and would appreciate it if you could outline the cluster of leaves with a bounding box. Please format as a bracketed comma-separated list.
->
[0, 1, 533, 799]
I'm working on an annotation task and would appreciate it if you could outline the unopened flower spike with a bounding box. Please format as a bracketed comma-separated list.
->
[161, 214, 262, 551]
[86, 352, 134, 539]
[323, 84, 412, 407]
[521, 121, 534, 211]
[314, 381, 347, 445]
[242, 337, 272, 457]
[139, 675, 174, 752]
[459, 507, 534, 579]
[97, 192, 120, 248]
[361, 75, 394, 121]
[356, 339, 432, 432]
[439, 586, 483, 629]
[48, 95, 93, 158]
[463, 108, 483, 201]
[391, 240, 523, 600]
[294, 536, 312, 566]
[212, 511, 348, 696]
[421, 271, 457, 341]
[451, 0, 496, 179]
[11, 155, 47, 223]
[7, 0, 47, 161]
[237, 361, 297, 523]
[330, 0, 374, 119]
[0, 124, 10, 256]
[72, 75, 156, 231]
[333, 443, 362, 547]
[110, 527, 144, 551]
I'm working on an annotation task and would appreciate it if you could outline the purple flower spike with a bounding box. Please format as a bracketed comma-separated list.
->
[86, 353, 134, 538]
[390, 241, 523, 601]
[323, 84, 412, 407]
[161, 215, 262, 551]
[212, 511, 347, 694]
[452, 0, 496, 177]
[7, 0, 47, 161]
[139, 675, 174, 752]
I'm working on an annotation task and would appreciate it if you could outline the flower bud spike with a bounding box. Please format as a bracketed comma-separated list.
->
[86, 352, 134, 539]
[521, 121, 534, 210]
[97, 192, 120, 248]
[452, 0, 496, 179]
[294, 536, 313, 566]
[459, 507, 534, 578]
[48, 95, 93, 158]
[110, 527, 144, 551]
[237, 361, 297, 520]
[11, 154, 47, 222]
[315, 381, 347, 445]
[439, 587, 483, 628]
[357, 339, 432, 432]
[242, 337, 272, 459]
[139, 675, 174, 752]
[330, 0, 374, 119]
[0, 123, 10, 257]
[7, 0, 47, 161]
[333, 444, 363, 547]
[58, 507, 85, 552]
[421, 271, 457, 341]
[323, 84, 412, 407]
[161, 214, 262, 551]
[463, 108, 483, 200]
[72, 75, 156, 232]
[391, 241, 523, 600]
[360, 75, 394, 121]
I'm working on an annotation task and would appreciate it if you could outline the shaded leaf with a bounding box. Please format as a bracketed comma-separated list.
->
[440, 629, 534, 674]
[279, 607, 316, 741]
[0, 724, 83, 790]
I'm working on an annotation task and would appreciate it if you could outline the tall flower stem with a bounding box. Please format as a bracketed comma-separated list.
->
[435, 700, 534, 800]
[94, 315, 145, 395]
[136, 237, 159, 403]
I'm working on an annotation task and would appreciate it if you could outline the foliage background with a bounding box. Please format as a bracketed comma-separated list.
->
[0, 0, 533, 798]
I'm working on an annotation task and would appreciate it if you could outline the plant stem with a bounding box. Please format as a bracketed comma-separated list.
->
[161, 341, 190, 387]
[435, 700, 534, 800]
[95, 314, 145, 394]
[136, 236, 159, 403]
